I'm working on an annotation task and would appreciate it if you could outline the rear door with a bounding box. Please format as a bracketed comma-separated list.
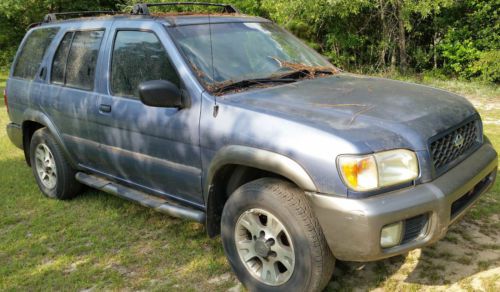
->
[43, 27, 107, 164]
[88, 21, 204, 206]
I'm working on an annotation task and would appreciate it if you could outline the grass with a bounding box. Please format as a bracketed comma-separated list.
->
[0, 70, 7, 93]
[0, 68, 235, 290]
[0, 72, 499, 291]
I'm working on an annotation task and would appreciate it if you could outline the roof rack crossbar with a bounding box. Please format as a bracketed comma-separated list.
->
[131, 2, 240, 15]
[43, 11, 119, 23]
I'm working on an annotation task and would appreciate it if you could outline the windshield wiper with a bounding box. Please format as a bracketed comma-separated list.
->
[208, 61, 340, 94]
[209, 77, 297, 94]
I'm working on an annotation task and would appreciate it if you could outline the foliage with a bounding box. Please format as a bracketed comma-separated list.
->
[437, 0, 499, 81]
[439, 39, 481, 79]
[0, 1, 122, 64]
[0, 0, 498, 83]
[0, 47, 16, 71]
[472, 50, 500, 83]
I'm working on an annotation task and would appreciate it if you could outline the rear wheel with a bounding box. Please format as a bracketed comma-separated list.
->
[30, 128, 82, 199]
[221, 178, 335, 292]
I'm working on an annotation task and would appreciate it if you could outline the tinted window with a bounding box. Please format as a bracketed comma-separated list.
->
[65, 30, 104, 90]
[111, 30, 179, 98]
[13, 27, 59, 80]
[51, 32, 73, 84]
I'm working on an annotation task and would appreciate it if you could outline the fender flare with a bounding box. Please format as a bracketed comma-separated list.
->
[204, 145, 318, 200]
[204, 145, 318, 236]
[22, 108, 78, 168]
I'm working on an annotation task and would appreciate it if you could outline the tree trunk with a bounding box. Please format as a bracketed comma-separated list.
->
[432, 14, 438, 70]
[433, 32, 438, 69]
[379, 0, 387, 68]
[396, 0, 407, 72]
[390, 47, 397, 72]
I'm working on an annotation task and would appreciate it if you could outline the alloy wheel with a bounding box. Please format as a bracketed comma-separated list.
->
[234, 208, 295, 286]
[34, 143, 57, 190]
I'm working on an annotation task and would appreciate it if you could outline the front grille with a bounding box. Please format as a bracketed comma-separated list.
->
[401, 214, 428, 244]
[430, 119, 479, 172]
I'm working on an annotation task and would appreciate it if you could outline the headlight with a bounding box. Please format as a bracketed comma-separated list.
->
[338, 149, 419, 192]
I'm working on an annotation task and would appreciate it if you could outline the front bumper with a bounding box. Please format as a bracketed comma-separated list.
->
[308, 143, 498, 262]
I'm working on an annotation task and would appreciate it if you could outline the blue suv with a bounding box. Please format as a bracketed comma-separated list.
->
[4, 3, 498, 291]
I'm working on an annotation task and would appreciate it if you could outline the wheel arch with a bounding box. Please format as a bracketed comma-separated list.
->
[21, 109, 77, 168]
[205, 145, 318, 237]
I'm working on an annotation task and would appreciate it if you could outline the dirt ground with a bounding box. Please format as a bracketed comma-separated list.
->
[211, 214, 500, 292]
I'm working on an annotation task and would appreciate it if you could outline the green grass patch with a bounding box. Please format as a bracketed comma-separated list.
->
[374, 72, 500, 100]
[0, 70, 7, 94]
[0, 105, 232, 290]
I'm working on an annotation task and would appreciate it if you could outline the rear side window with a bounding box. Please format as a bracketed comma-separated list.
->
[51, 30, 104, 90]
[111, 30, 180, 98]
[13, 28, 59, 80]
[51, 33, 72, 84]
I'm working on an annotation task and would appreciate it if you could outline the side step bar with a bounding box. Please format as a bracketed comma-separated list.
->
[75, 172, 206, 223]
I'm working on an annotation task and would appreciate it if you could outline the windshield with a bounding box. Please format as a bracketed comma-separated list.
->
[169, 22, 336, 89]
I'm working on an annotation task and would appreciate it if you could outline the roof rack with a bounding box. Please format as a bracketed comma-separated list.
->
[27, 22, 42, 30]
[40, 3, 239, 24]
[43, 11, 119, 23]
[131, 2, 240, 15]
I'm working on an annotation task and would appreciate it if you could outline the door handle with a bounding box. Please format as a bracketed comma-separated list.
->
[99, 104, 112, 113]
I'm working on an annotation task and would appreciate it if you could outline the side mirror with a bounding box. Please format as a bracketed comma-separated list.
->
[138, 80, 183, 108]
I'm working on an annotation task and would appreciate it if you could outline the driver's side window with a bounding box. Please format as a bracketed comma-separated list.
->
[110, 30, 180, 98]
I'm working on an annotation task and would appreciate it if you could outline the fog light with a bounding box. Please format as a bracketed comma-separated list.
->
[380, 221, 403, 248]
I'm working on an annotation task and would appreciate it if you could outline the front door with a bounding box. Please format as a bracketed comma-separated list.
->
[88, 22, 203, 207]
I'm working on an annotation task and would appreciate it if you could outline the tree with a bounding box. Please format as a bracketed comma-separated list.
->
[0, 0, 123, 68]
[0, 0, 497, 82]
[438, 0, 500, 81]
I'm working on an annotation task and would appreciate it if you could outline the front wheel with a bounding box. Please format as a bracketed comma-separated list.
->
[221, 178, 335, 292]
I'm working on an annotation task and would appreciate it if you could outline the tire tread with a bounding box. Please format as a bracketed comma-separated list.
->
[222, 178, 335, 292]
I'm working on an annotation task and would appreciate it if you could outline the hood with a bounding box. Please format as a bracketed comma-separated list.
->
[223, 74, 478, 152]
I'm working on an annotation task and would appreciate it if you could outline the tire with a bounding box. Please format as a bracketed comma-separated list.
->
[221, 178, 335, 292]
[29, 128, 82, 200]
